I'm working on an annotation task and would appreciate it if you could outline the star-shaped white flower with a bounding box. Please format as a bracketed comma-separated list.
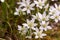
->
[50, 13, 60, 23]
[34, 28, 46, 38]
[49, 6, 57, 15]
[39, 21, 52, 31]
[22, 19, 37, 30]
[32, 12, 42, 21]
[32, 12, 49, 22]
[18, 25, 28, 34]
[39, 12, 49, 21]
[49, 4, 60, 15]
[49, 4, 60, 23]
[34, 0, 47, 9]
[17, 0, 35, 14]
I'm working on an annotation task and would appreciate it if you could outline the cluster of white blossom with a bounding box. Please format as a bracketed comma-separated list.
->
[14, 0, 60, 39]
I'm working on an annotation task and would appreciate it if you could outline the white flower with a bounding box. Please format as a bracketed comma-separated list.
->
[34, 28, 46, 38]
[32, 12, 49, 21]
[34, 0, 47, 9]
[49, 4, 60, 15]
[17, 0, 35, 14]
[49, 5, 60, 23]
[39, 21, 52, 31]
[0, 0, 4, 2]
[18, 25, 28, 34]
[49, 6, 57, 15]
[32, 12, 42, 21]
[14, 8, 20, 15]
[39, 12, 49, 21]
[22, 19, 37, 30]
[18, 25, 22, 31]
[50, 13, 60, 23]
[54, 3, 60, 12]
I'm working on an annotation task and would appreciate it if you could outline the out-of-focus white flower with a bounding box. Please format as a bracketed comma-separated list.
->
[32, 12, 49, 22]
[18, 25, 22, 31]
[49, 4, 60, 15]
[49, 6, 57, 15]
[39, 12, 49, 21]
[50, 13, 60, 23]
[18, 25, 28, 34]
[34, 0, 47, 9]
[22, 19, 37, 30]
[14, 8, 20, 15]
[49, 4, 60, 23]
[34, 28, 46, 38]
[39, 21, 52, 31]
[17, 0, 35, 14]
[32, 12, 42, 21]
[54, 3, 60, 11]
[0, 0, 4, 2]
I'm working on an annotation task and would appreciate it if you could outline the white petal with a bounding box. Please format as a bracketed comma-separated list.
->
[14, 12, 19, 15]
[22, 8, 27, 11]
[58, 16, 60, 20]
[39, 26, 44, 30]
[18, 25, 22, 30]
[55, 19, 58, 23]
[34, 23, 37, 26]
[34, 1, 38, 4]
[31, 27, 36, 30]
[35, 36, 39, 39]
[54, 3, 57, 8]
[43, 12, 46, 17]
[40, 33, 46, 38]
[32, 15, 36, 19]
[27, 9, 30, 14]
[16, 8, 19, 12]
[32, 18, 34, 22]
[26, 36, 31, 39]
[30, 8, 35, 10]
[50, 16, 55, 19]
[41, 21, 45, 25]
[27, 19, 30, 24]
[47, 26, 52, 29]
[38, 12, 42, 19]
[34, 32, 37, 35]
[39, 6, 43, 9]
[22, 23, 28, 26]
[30, 3, 35, 7]
[44, 28, 47, 31]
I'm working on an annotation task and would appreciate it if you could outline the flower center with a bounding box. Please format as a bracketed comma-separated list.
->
[39, 2, 42, 6]
[28, 22, 33, 27]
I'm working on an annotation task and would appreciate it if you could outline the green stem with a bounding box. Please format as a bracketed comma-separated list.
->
[7, 22, 12, 34]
